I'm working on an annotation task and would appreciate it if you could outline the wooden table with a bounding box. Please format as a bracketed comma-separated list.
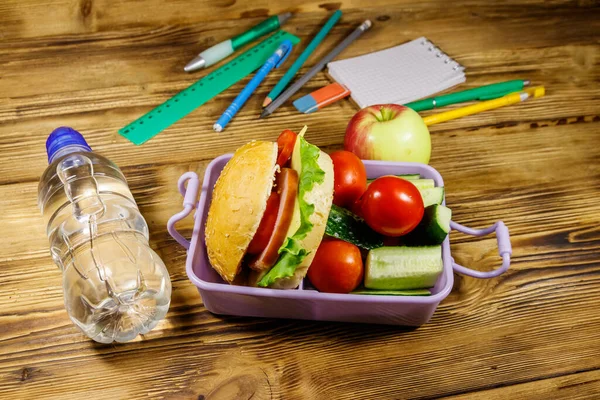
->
[1, 1, 599, 399]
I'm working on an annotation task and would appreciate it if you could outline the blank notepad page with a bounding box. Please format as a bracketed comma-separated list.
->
[327, 37, 466, 108]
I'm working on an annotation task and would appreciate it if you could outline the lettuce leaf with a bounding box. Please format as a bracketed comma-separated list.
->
[257, 136, 325, 287]
[256, 238, 309, 287]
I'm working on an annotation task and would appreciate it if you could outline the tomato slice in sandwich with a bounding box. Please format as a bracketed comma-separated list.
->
[276, 130, 297, 168]
[246, 191, 280, 255]
[248, 168, 299, 271]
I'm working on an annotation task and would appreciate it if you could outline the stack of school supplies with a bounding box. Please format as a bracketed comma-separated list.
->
[118, 10, 546, 145]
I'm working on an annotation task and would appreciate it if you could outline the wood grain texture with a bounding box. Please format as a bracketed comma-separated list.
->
[1, 0, 599, 399]
[442, 369, 600, 400]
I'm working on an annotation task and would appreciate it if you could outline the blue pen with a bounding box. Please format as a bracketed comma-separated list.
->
[214, 40, 294, 132]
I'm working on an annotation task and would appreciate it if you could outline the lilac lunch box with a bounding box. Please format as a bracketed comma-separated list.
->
[168, 155, 512, 326]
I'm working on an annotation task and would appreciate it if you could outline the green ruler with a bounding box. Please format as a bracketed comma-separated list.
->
[119, 30, 300, 145]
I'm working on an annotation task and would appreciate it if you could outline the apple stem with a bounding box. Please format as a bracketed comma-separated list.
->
[376, 108, 395, 122]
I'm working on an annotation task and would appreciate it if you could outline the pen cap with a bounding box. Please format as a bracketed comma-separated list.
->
[275, 40, 294, 67]
[231, 16, 284, 49]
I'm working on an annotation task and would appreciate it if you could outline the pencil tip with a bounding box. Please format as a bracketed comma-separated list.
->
[523, 80, 531, 86]
[262, 98, 272, 107]
[259, 110, 269, 119]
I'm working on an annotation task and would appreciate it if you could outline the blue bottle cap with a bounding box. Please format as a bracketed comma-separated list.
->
[46, 127, 92, 163]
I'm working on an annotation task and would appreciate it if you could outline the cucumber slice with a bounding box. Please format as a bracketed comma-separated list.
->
[366, 174, 420, 185]
[365, 246, 443, 290]
[399, 174, 421, 180]
[367, 177, 433, 190]
[325, 204, 384, 250]
[420, 187, 444, 207]
[351, 288, 431, 296]
[402, 205, 451, 246]
[409, 179, 435, 190]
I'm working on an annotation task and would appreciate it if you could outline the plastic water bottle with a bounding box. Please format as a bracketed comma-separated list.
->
[38, 127, 171, 343]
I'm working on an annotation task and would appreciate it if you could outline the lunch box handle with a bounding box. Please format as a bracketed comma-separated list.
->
[167, 172, 201, 250]
[449, 220, 512, 279]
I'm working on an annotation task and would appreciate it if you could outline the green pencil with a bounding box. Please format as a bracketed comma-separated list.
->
[405, 79, 530, 112]
[262, 10, 342, 107]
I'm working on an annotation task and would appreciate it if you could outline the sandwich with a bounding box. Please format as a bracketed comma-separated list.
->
[204, 127, 334, 289]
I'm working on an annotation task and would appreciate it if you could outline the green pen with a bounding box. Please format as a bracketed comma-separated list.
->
[405, 79, 530, 112]
[184, 13, 292, 72]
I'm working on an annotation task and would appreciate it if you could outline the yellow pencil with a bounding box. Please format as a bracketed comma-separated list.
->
[523, 85, 545, 99]
[422, 86, 545, 126]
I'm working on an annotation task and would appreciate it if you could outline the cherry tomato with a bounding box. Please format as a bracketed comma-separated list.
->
[276, 130, 297, 168]
[330, 150, 367, 208]
[357, 176, 424, 237]
[247, 191, 280, 254]
[308, 239, 364, 294]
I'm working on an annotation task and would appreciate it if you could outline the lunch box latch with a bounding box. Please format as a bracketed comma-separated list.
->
[167, 172, 201, 250]
[449, 220, 512, 279]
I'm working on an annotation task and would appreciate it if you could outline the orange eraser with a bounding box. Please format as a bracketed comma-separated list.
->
[293, 83, 351, 114]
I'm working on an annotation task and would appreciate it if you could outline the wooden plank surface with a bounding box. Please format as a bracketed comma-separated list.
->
[1, 0, 599, 398]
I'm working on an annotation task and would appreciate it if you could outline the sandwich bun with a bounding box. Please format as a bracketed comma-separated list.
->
[205, 141, 278, 283]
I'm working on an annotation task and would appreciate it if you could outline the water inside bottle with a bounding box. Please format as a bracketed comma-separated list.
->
[60, 226, 171, 343]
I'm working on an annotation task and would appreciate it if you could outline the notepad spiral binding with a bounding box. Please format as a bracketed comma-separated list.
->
[420, 38, 465, 71]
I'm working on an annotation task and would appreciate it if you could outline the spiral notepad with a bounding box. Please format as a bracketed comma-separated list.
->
[327, 37, 465, 108]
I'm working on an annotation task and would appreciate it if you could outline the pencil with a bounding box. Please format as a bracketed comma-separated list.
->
[263, 10, 342, 107]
